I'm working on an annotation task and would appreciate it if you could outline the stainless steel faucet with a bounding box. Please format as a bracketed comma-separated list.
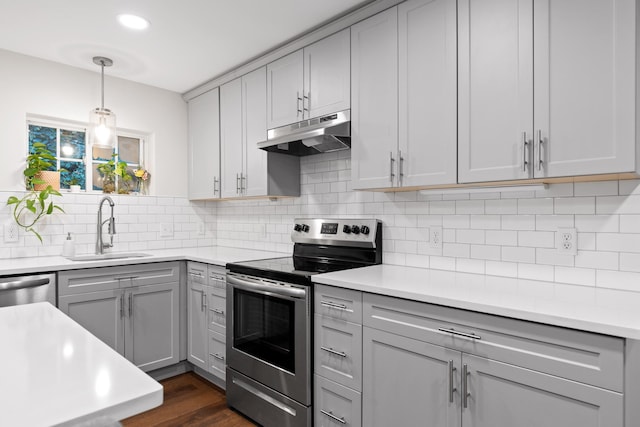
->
[96, 196, 116, 254]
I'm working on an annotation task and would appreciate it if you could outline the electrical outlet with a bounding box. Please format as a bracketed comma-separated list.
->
[160, 223, 174, 238]
[429, 226, 442, 250]
[3, 223, 18, 243]
[556, 227, 577, 255]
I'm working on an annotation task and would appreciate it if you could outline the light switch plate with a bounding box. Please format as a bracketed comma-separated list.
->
[160, 223, 174, 238]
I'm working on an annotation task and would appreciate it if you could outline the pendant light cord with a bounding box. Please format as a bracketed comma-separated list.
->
[100, 60, 105, 110]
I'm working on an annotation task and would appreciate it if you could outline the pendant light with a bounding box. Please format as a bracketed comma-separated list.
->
[89, 56, 117, 149]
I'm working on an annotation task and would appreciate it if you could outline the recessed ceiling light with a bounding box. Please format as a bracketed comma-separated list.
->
[117, 14, 150, 30]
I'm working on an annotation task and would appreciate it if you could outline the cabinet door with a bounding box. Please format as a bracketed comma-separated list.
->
[351, 7, 399, 190]
[304, 29, 351, 119]
[315, 315, 362, 391]
[243, 67, 268, 197]
[208, 330, 226, 383]
[59, 290, 124, 356]
[533, 0, 636, 177]
[458, 0, 533, 183]
[188, 88, 220, 199]
[220, 78, 243, 198]
[463, 354, 623, 427]
[267, 50, 304, 129]
[315, 375, 362, 427]
[126, 283, 180, 372]
[398, 0, 457, 186]
[187, 281, 208, 370]
[362, 327, 461, 427]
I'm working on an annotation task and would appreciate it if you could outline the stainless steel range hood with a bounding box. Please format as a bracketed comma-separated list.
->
[257, 110, 350, 156]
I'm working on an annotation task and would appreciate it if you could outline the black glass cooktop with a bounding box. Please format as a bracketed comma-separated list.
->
[226, 256, 368, 286]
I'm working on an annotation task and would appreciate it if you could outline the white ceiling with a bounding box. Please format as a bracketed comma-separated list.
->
[0, 0, 371, 93]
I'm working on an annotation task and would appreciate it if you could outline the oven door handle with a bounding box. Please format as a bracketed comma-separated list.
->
[227, 274, 307, 299]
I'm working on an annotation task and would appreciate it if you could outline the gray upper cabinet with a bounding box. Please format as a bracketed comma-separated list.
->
[220, 67, 300, 199]
[351, 7, 399, 190]
[352, 0, 456, 190]
[459, 0, 637, 183]
[188, 88, 221, 200]
[267, 29, 350, 129]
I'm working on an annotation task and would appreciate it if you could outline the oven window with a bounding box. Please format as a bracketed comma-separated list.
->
[233, 288, 295, 373]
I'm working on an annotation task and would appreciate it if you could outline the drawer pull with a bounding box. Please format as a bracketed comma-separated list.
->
[321, 346, 347, 358]
[114, 275, 138, 281]
[189, 272, 204, 278]
[462, 364, 470, 409]
[213, 353, 225, 361]
[438, 327, 481, 341]
[211, 308, 225, 315]
[321, 410, 346, 424]
[320, 300, 352, 312]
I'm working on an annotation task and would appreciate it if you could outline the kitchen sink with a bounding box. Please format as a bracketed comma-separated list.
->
[66, 252, 152, 262]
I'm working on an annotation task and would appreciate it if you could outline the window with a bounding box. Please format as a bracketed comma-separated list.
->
[27, 118, 146, 192]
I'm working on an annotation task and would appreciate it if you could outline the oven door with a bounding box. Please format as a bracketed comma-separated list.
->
[227, 273, 311, 405]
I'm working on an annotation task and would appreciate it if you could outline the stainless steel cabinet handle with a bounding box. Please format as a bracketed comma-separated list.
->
[320, 346, 347, 358]
[522, 131, 529, 172]
[296, 92, 302, 116]
[213, 353, 225, 361]
[389, 152, 395, 184]
[213, 176, 219, 195]
[320, 300, 351, 312]
[128, 292, 133, 317]
[320, 410, 346, 425]
[189, 272, 204, 278]
[114, 275, 138, 281]
[537, 129, 544, 171]
[241, 173, 246, 193]
[236, 173, 240, 194]
[398, 149, 404, 186]
[201, 292, 206, 311]
[448, 360, 457, 403]
[462, 364, 470, 409]
[211, 308, 224, 315]
[438, 327, 481, 341]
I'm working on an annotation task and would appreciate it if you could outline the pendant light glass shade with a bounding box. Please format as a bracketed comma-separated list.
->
[89, 56, 117, 149]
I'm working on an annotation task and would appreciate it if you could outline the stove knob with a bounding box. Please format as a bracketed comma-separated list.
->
[294, 224, 302, 232]
[302, 224, 310, 233]
[342, 225, 352, 234]
[361, 225, 370, 235]
[352, 225, 361, 235]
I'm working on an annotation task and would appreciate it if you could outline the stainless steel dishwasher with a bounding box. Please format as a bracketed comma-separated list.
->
[0, 273, 57, 307]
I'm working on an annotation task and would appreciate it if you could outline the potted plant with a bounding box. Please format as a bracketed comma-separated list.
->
[68, 177, 81, 193]
[97, 154, 132, 194]
[6, 142, 64, 242]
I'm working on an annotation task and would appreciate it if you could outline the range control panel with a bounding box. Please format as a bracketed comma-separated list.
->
[291, 218, 381, 247]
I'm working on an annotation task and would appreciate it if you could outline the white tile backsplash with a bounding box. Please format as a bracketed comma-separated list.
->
[4, 151, 640, 293]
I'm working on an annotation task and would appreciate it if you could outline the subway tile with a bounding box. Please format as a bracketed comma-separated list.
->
[456, 200, 485, 214]
[456, 229, 485, 244]
[619, 179, 640, 195]
[620, 215, 640, 233]
[535, 215, 574, 231]
[554, 197, 595, 214]
[430, 201, 456, 215]
[470, 215, 501, 230]
[575, 251, 619, 271]
[456, 258, 485, 274]
[443, 215, 470, 229]
[486, 230, 518, 246]
[430, 256, 456, 271]
[574, 214, 619, 232]
[554, 266, 596, 286]
[536, 248, 574, 267]
[443, 243, 470, 258]
[485, 199, 517, 214]
[486, 261, 518, 278]
[517, 231, 555, 248]
[518, 198, 554, 214]
[596, 270, 640, 292]
[501, 246, 535, 264]
[597, 233, 640, 253]
[619, 253, 640, 273]
[470, 244, 502, 261]
[574, 181, 618, 197]
[405, 254, 429, 269]
[502, 215, 535, 231]
[536, 183, 573, 198]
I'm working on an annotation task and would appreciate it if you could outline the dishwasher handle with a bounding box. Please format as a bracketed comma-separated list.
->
[0, 277, 51, 292]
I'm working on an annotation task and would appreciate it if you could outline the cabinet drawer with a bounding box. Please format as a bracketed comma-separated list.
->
[363, 293, 624, 392]
[187, 262, 208, 286]
[208, 290, 226, 335]
[207, 265, 226, 297]
[315, 284, 362, 324]
[315, 315, 362, 391]
[208, 330, 226, 382]
[59, 262, 180, 295]
[314, 375, 362, 427]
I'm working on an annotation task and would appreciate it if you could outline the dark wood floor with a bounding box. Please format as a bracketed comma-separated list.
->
[122, 372, 256, 427]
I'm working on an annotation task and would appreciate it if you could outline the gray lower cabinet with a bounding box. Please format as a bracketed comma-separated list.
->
[187, 261, 227, 387]
[315, 375, 362, 427]
[58, 262, 181, 372]
[362, 327, 460, 427]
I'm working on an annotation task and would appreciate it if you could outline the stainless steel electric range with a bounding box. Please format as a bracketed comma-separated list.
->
[225, 218, 382, 427]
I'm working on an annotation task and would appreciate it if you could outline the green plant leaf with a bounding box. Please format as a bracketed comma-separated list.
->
[46, 202, 54, 214]
[7, 196, 19, 205]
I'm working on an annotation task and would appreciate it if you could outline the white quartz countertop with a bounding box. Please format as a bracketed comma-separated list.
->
[0, 246, 288, 276]
[0, 302, 162, 426]
[313, 264, 640, 340]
